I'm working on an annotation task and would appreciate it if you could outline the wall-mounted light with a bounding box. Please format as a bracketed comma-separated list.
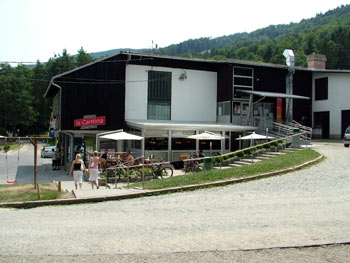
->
[179, 70, 187, 80]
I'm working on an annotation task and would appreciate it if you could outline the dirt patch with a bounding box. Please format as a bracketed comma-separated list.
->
[60, 190, 75, 199]
[0, 182, 74, 202]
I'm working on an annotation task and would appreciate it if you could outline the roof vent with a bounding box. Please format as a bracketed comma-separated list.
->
[283, 49, 295, 68]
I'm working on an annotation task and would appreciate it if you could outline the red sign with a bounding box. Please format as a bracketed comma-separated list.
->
[74, 116, 106, 127]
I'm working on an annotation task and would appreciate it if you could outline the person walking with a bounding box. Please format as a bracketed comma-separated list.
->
[55, 150, 61, 170]
[52, 148, 57, 170]
[88, 151, 100, 189]
[69, 154, 86, 190]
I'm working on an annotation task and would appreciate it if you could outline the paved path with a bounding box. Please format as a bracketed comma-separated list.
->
[0, 141, 349, 262]
[0, 143, 73, 185]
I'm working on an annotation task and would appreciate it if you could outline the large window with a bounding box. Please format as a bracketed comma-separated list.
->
[218, 101, 231, 116]
[233, 67, 253, 99]
[148, 70, 172, 120]
[315, 77, 328, 101]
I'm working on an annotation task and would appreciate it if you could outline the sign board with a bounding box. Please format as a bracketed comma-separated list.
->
[74, 116, 106, 129]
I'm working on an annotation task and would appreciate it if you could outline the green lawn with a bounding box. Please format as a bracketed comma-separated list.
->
[131, 148, 322, 190]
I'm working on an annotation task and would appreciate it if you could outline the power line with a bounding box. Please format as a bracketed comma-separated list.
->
[0, 57, 155, 64]
[0, 73, 183, 85]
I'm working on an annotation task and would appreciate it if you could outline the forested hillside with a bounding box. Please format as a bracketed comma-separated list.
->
[154, 4, 350, 69]
[87, 4, 350, 69]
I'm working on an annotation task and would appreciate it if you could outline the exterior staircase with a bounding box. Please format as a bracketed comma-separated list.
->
[215, 146, 301, 169]
[256, 120, 312, 146]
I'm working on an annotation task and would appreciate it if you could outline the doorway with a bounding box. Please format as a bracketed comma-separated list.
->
[314, 111, 330, 139]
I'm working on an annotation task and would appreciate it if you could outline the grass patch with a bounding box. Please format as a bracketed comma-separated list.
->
[0, 142, 21, 152]
[0, 182, 73, 203]
[132, 148, 321, 190]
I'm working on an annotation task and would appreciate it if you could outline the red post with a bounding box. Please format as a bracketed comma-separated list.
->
[34, 139, 37, 189]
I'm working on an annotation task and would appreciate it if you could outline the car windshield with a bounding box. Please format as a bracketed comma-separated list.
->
[346, 127, 350, 134]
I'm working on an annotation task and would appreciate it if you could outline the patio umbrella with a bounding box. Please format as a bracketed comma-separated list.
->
[187, 131, 225, 140]
[236, 132, 275, 147]
[100, 131, 143, 141]
[187, 131, 226, 154]
[236, 132, 275, 141]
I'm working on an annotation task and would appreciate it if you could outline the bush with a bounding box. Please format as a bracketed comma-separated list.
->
[243, 149, 251, 155]
[229, 153, 236, 159]
[263, 144, 270, 149]
[237, 151, 244, 157]
[3, 145, 10, 152]
[214, 156, 224, 164]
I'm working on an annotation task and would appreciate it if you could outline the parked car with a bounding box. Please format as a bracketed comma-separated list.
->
[41, 146, 57, 158]
[343, 126, 350, 147]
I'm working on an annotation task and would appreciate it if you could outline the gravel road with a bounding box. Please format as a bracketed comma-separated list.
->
[0, 141, 349, 262]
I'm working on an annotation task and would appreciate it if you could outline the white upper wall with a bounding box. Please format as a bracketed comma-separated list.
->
[313, 72, 350, 136]
[125, 64, 217, 122]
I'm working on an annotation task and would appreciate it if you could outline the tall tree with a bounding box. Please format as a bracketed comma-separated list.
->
[0, 64, 37, 134]
[76, 47, 94, 67]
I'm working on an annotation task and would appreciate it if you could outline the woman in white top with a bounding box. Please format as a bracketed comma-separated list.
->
[88, 151, 100, 189]
[69, 154, 86, 190]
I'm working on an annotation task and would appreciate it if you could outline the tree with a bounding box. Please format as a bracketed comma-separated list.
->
[0, 64, 37, 134]
[45, 48, 76, 77]
[76, 47, 94, 67]
[31, 61, 51, 134]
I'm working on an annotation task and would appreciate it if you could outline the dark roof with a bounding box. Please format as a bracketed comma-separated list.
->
[44, 51, 350, 98]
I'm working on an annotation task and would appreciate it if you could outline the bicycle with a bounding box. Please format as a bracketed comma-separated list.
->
[185, 154, 201, 173]
[150, 159, 173, 179]
[104, 158, 141, 183]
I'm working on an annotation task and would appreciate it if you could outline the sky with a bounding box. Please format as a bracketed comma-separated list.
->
[1, 0, 350, 64]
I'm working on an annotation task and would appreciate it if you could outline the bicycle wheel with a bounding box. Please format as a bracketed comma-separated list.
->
[129, 169, 141, 180]
[160, 167, 173, 178]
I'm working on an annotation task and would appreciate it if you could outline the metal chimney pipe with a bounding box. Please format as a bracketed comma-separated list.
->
[283, 49, 295, 123]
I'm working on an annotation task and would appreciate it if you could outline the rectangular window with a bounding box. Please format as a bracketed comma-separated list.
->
[148, 70, 172, 120]
[315, 77, 328, 100]
[233, 67, 253, 99]
[218, 101, 231, 116]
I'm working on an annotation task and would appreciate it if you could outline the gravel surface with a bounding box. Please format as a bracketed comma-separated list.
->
[0, 141, 349, 262]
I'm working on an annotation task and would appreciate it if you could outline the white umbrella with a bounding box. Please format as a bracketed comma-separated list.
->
[236, 132, 275, 141]
[187, 131, 225, 140]
[236, 132, 275, 147]
[100, 131, 143, 141]
[187, 131, 226, 155]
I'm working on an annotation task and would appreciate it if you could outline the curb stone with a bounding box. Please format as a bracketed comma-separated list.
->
[0, 155, 324, 208]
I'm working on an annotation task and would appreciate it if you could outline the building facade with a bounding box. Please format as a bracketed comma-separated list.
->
[44, 51, 350, 166]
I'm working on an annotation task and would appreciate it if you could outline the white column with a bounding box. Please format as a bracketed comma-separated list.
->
[195, 130, 199, 154]
[141, 129, 145, 158]
[168, 130, 172, 161]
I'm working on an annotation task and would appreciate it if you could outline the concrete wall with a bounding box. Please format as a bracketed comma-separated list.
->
[312, 72, 350, 138]
[125, 64, 217, 122]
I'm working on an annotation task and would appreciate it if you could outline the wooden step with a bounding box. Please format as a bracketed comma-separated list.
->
[234, 160, 253, 165]
[265, 151, 284, 155]
[241, 158, 262, 163]
[255, 156, 271, 160]
[228, 163, 244, 168]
